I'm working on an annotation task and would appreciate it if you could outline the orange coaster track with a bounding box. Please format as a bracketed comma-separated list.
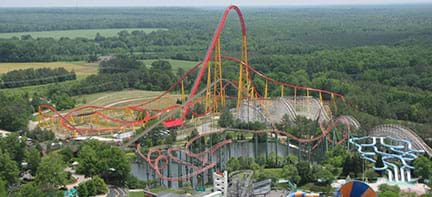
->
[38, 5, 345, 136]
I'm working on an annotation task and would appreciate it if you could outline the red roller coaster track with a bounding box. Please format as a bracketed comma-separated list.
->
[183, 5, 248, 117]
[135, 115, 352, 182]
[38, 5, 354, 182]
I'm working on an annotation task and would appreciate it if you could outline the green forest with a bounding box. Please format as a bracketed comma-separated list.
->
[0, 5, 431, 141]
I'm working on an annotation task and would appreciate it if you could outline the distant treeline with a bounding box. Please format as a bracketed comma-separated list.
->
[55, 56, 193, 96]
[0, 67, 76, 89]
[0, 31, 202, 62]
[1, 6, 432, 63]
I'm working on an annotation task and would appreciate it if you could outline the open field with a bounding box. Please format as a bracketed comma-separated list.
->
[0, 61, 98, 76]
[141, 59, 199, 70]
[73, 89, 181, 109]
[0, 28, 166, 39]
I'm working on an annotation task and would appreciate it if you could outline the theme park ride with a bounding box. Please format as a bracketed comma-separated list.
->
[38, 5, 432, 186]
[350, 136, 424, 182]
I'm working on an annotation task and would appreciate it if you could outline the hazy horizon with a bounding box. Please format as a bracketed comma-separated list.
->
[1, 0, 432, 7]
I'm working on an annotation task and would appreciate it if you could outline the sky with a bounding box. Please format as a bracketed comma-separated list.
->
[1, 0, 432, 7]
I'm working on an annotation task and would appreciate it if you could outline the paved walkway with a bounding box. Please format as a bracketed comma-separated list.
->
[65, 167, 91, 190]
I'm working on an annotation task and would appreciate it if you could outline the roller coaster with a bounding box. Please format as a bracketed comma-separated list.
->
[37, 5, 432, 184]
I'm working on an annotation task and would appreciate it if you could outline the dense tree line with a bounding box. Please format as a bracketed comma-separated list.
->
[0, 67, 76, 88]
[67, 57, 178, 95]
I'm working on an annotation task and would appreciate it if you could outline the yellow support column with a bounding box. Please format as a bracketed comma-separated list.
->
[264, 80, 268, 99]
[280, 85, 284, 97]
[213, 52, 218, 113]
[181, 80, 185, 104]
[236, 63, 244, 111]
[216, 38, 224, 107]
[71, 116, 77, 125]
[238, 33, 249, 110]
[331, 93, 337, 113]
[242, 34, 253, 99]
[206, 61, 212, 111]
[127, 109, 134, 120]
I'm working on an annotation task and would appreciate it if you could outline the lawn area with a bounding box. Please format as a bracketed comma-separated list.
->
[141, 59, 199, 70]
[128, 191, 144, 197]
[0, 28, 166, 39]
[262, 168, 284, 179]
[73, 89, 180, 108]
[0, 61, 98, 76]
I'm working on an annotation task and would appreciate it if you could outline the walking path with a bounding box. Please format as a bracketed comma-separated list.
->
[65, 167, 91, 190]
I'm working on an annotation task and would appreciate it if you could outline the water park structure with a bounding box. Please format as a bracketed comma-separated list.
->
[350, 136, 424, 182]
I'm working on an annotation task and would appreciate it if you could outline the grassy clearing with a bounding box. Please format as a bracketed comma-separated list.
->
[262, 168, 284, 179]
[73, 89, 180, 108]
[141, 59, 199, 71]
[0, 28, 165, 39]
[0, 61, 98, 76]
[128, 191, 144, 197]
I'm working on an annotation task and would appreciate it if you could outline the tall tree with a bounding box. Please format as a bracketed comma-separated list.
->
[0, 151, 19, 186]
[76, 145, 99, 177]
[218, 109, 234, 128]
[25, 147, 41, 175]
[36, 153, 67, 193]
